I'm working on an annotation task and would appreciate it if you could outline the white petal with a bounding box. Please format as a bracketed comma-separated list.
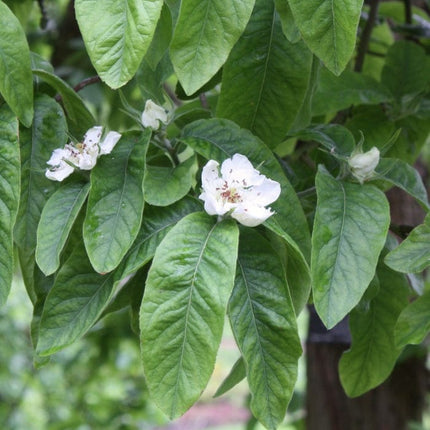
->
[47, 148, 69, 166]
[45, 162, 74, 181]
[348, 147, 380, 183]
[99, 131, 121, 155]
[231, 204, 274, 227]
[141, 100, 168, 130]
[78, 147, 98, 170]
[221, 154, 264, 186]
[83, 126, 103, 146]
[201, 160, 221, 189]
[199, 191, 228, 216]
[244, 178, 281, 206]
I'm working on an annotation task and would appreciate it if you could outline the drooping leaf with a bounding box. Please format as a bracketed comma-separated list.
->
[312, 166, 390, 328]
[140, 212, 239, 418]
[229, 227, 301, 430]
[216, 0, 312, 147]
[0, 105, 20, 306]
[170, 0, 255, 95]
[0, 1, 33, 126]
[181, 118, 311, 259]
[75, 0, 164, 88]
[37, 244, 116, 356]
[274, 0, 300, 43]
[385, 214, 430, 273]
[36, 181, 90, 276]
[84, 130, 150, 273]
[339, 258, 409, 397]
[375, 158, 429, 210]
[288, 0, 363, 75]
[144, 156, 197, 206]
[14, 95, 68, 251]
[214, 357, 246, 398]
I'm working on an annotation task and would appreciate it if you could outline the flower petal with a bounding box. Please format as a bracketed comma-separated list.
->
[141, 100, 168, 130]
[45, 162, 74, 182]
[231, 204, 274, 227]
[83, 126, 103, 146]
[99, 131, 121, 155]
[78, 146, 99, 170]
[245, 178, 281, 206]
[47, 148, 70, 166]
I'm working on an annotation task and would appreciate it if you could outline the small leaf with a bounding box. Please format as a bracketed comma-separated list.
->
[0, 105, 20, 306]
[312, 166, 390, 328]
[36, 181, 90, 276]
[214, 357, 246, 398]
[229, 228, 301, 430]
[170, 0, 255, 94]
[288, 0, 363, 75]
[75, 0, 164, 88]
[274, 0, 301, 43]
[84, 130, 150, 273]
[0, 1, 33, 126]
[140, 212, 239, 418]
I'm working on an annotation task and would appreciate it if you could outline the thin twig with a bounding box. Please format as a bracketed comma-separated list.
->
[37, 0, 48, 29]
[404, 0, 412, 24]
[355, 0, 381, 72]
[54, 75, 101, 102]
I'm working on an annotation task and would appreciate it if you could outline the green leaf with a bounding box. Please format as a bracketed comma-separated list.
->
[75, 0, 163, 89]
[229, 228, 301, 430]
[117, 196, 202, 280]
[84, 130, 150, 273]
[31, 69, 95, 136]
[144, 156, 197, 206]
[36, 244, 116, 356]
[140, 212, 239, 418]
[274, 0, 300, 43]
[375, 158, 429, 210]
[395, 290, 430, 348]
[385, 214, 430, 273]
[170, 0, 255, 95]
[312, 68, 393, 117]
[214, 357, 246, 398]
[0, 105, 20, 306]
[312, 167, 390, 328]
[288, 0, 363, 75]
[339, 259, 409, 397]
[216, 0, 312, 147]
[36, 181, 90, 276]
[14, 95, 68, 251]
[0, 1, 33, 126]
[181, 118, 311, 259]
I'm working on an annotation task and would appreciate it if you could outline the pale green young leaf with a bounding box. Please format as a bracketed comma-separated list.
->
[84, 130, 150, 273]
[213, 357, 246, 398]
[288, 0, 363, 75]
[229, 228, 301, 430]
[216, 0, 312, 147]
[0, 1, 33, 126]
[14, 95, 68, 251]
[339, 260, 409, 397]
[140, 212, 239, 418]
[170, 0, 255, 95]
[36, 181, 90, 276]
[75, 0, 163, 89]
[181, 118, 311, 259]
[0, 105, 20, 306]
[312, 167, 390, 328]
[385, 214, 430, 273]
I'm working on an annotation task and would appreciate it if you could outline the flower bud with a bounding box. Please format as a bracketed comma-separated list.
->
[348, 147, 380, 184]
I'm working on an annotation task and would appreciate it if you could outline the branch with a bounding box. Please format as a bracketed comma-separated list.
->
[404, 0, 412, 25]
[354, 0, 381, 72]
[54, 75, 101, 102]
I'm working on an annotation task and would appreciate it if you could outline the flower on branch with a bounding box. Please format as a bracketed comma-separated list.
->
[348, 146, 380, 184]
[199, 154, 281, 227]
[45, 126, 121, 181]
[141, 100, 168, 130]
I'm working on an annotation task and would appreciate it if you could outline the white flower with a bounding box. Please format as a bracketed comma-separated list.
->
[348, 147, 380, 184]
[199, 154, 281, 227]
[45, 148, 75, 181]
[99, 131, 122, 155]
[141, 100, 168, 130]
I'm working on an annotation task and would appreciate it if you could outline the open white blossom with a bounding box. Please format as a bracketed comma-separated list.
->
[348, 146, 380, 184]
[141, 99, 168, 130]
[45, 126, 122, 181]
[199, 154, 281, 227]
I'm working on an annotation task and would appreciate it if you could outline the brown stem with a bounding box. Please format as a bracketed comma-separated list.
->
[404, 0, 412, 24]
[54, 75, 101, 102]
[354, 0, 381, 72]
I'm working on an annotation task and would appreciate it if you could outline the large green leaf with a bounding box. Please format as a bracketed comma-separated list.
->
[375, 158, 429, 210]
[229, 228, 301, 430]
[181, 118, 311, 259]
[312, 167, 390, 328]
[170, 0, 255, 95]
[0, 1, 33, 126]
[395, 290, 430, 348]
[216, 0, 312, 147]
[36, 244, 116, 356]
[0, 105, 20, 306]
[288, 0, 363, 75]
[36, 181, 90, 276]
[14, 95, 68, 251]
[75, 0, 163, 89]
[385, 214, 430, 273]
[31, 69, 95, 136]
[140, 212, 239, 418]
[339, 259, 409, 397]
[84, 130, 150, 273]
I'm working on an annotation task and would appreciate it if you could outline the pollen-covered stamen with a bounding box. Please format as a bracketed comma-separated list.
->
[219, 181, 243, 203]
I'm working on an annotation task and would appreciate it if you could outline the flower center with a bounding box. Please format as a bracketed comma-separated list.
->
[218, 181, 243, 203]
